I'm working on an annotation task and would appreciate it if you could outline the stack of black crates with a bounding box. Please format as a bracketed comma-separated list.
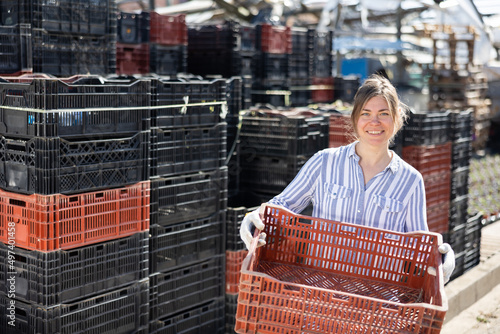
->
[148, 75, 228, 333]
[0, 0, 117, 76]
[0, 75, 151, 333]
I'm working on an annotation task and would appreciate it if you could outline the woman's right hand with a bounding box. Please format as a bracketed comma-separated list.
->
[240, 205, 267, 250]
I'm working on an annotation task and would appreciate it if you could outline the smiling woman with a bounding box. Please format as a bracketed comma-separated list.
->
[240, 73, 457, 283]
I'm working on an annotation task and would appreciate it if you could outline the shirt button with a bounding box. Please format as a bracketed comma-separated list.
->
[357, 210, 361, 213]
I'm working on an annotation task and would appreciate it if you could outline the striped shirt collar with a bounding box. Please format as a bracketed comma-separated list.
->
[347, 141, 400, 174]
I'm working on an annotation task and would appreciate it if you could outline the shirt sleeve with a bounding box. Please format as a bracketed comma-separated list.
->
[268, 150, 324, 213]
[404, 175, 429, 232]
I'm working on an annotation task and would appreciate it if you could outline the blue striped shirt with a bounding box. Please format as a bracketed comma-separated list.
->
[268, 141, 428, 232]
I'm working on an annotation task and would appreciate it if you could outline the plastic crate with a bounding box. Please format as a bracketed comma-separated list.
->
[151, 123, 226, 178]
[402, 142, 452, 176]
[427, 200, 450, 234]
[291, 27, 315, 54]
[311, 76, 334, 103]
[31, 28, 117, 77]
[149, 255, 225, 321]
[240, 154, 309, 195]
[0, 279, 149, 334]
[0, 76, 150, 138]
[328, 112, 353, 148]
[227, 206, 259, 251]
[449, 195, 469, 230]
[188, 49, 254, 78]
[451, 166, 470, 200]
[255, 24, 292, 54]
[117, 11, 150, 44]
[116, 42, 150, 75]
[253, 52, 289, 83]
[0, 231, 149, 306]
[403, 111, 450, 146]
[151, 76, 227, 128]
[250, 82, 291, 107]
[449, 109, 473, 142]
[149, 298, 225, 334]
[150, 167, 227, 227]
[226, 250, 248, 294]
[149, 43, 187, 76]
[239, 110, 329, 158]
[464, 212, 482, 250]
[423, 170, 451, 207]
[451, 138, 472, 170]
[235, 205, 448, 334]
[0, 25, 23, 73]
[312, 53, 333, 78]
[149, 211, 225, 273]
[225, 293, 239, 334]
[289, 78, 312, 107]
[0, 181, 150, 251]
[149, 12, 187, 46]
[0, 131, 149, 195]
[187, 21, 241, 51]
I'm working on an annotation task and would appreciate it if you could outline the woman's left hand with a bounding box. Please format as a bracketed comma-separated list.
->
[439, 243, 456, 283]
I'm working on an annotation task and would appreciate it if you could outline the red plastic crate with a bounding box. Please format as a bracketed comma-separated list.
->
[329, 112, 353, 148]
[402, 142, 452, 176]
[257, 24, 292, 54]
[149, 12, 187, 46]
[226, 249, 248, 294]
[423, 170, 451, 207]
[0, 181, 150, 251]
[116, 42, 150, 75]
[235, 205, 447, 334]
[311, 76, 334, 103]
[427, 200, 450, 234]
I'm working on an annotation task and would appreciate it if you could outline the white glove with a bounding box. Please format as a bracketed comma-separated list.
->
[240, 208, 266, 250]
[439, 243, 455, 284]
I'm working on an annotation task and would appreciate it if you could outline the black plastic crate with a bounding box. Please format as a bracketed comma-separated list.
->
[291, 27, 315, 54]
[251, 82, 291, 107]
[289, 53, 313, 80]
[225, 76, 243, 117]
[403, 111, 451, 146]
[0, 131, 149, 194]
[0, 279, 149, 334]
[225, 293, 239, 334]
[450, 109, 473, 142]
[253, 52, 289, 82]
[188, 22, 239, 51]
[451, 166, 470, 200]
[313, 29, 334, 56]
[0, 76, 150, 138]
[150, 167, 227, 227]
[0, 25, 23, 73]
[452, 138, 472, 170]
[0, 232, 148, 306]
[151, 76, 226, 128]
[149, 43, 187, 76]
[443, 223, 466, 255]
[464, 212, 482, 250]
[31, 0, 117, 36]
[149, 212, 225, 273]
[240, 154, 309, 195]
[117, 11, 150, 44]
[149, 298, 225, 334]
[31, 28, 116, 76]
[239, 111, 329, 158]
[289, 78, 312, 107]
[449, 194, 470, 230]
[151, 123, 226, 178]
[149, 255, 224, 321]
[226, 191, 262, 251]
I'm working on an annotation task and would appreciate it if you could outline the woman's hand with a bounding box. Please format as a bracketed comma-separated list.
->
[240, 206, 267, 250]
[439, 243, 456, 283]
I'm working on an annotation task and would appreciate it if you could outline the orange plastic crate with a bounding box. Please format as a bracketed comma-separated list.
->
[226, 249, 248, 294]
[235, 205, 447, 334]
[402, 142, 452, 176]
[0, 181, 150, 252]
[329, 113, 353, 148]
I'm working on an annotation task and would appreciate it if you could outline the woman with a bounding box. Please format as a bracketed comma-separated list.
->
[240, 74, 455, 282]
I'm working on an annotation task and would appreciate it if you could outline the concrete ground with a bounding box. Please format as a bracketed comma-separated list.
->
[440, 220, 500, 333]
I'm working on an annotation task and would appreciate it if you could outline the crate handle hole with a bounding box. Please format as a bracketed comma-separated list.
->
[9, 199, 26, 207]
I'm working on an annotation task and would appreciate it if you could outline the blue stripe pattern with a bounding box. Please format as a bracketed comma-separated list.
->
[268, 141, 428, 232]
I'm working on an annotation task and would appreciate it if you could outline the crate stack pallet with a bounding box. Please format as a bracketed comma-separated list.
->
[148, 76, 228, 333]
[445, 110, 483, 281]
[0, 0, 117, 77]
[238, 107, 329, 198]
[116, 11, 151, 75]
[0, 75, 151, 333]
[149, 12, 188, 76]
[251, 23, 292, 107]
[402, 111, 452, 234]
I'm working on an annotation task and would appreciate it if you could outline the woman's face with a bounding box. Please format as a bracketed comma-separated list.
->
[356, 96, 395, 148]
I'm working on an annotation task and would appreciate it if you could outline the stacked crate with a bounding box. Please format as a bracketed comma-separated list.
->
[148, 76, 228, 333]
[149, 12, 187, 75]
[0, 0, 117, 76]
[0, 75, 151, 333]
[402, 111, 452, 234]
[238, 107, 329, 197]
[251, 23, 292, 107]
[289, 27, 314, 106]
[116, 11, 151, 75]
[310, 30, 334, 104]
